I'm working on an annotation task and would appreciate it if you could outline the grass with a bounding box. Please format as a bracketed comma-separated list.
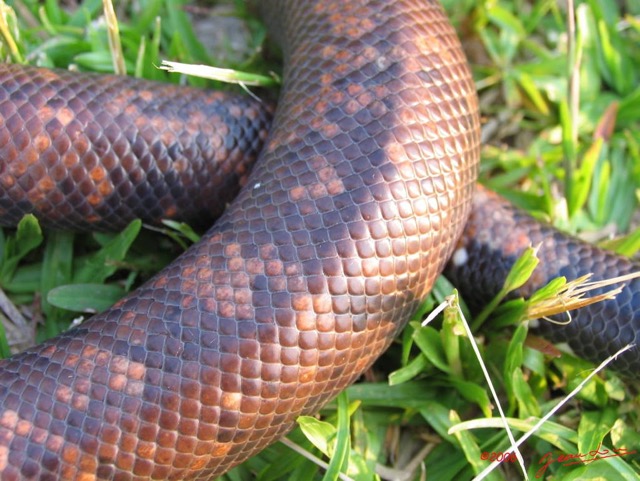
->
[0, 0, 639, 480]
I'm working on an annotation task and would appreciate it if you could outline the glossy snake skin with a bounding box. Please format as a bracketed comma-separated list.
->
[0, 0, 637, 480]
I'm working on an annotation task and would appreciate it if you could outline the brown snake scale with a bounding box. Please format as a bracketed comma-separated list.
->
[0, 0, 637, 479]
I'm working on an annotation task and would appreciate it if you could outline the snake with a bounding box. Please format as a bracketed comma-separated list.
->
[0, 0, 638, 479]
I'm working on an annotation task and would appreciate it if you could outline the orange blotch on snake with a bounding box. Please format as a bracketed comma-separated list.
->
[218, 301, 236, 319]
[220, 392, 242, 411]
[188, 457, 209, 471]
[87, 192, 102, 206]
[313, 99, 329, 114]
[71, 393, 90, 412]
[97, 180, 114, 197]
[61, 444, 81, 465]
[27, 188, 45, 204]
[77, 470, 97, 481]
[55, 108, 75, 127]
[291, 293, 312, 312]
[153, 447, 175, 468]
[227, 257, 245, 272]
[9, 159, 27, 176]
[298, 357, 318, 381]
[30, 426, 48, 445]
[34, 132, 51, 153]
[127, 362, 146, 382]
[211, 443, 232, 457]
[136, 442, 156, 459]
[62, 151, 79, 168]
[108, 373, 128, 392]
[319, 44, 337, 59]
[38, 105, 56, 123]
[199, 297, 216, 314]
[234, 290, 252, 307]
[386, 142, 407, 163]
[265, 260, 284, 276]
[502, 231, 531, 256]
[163, 205, 178, 219]
[13, 419, 31, 438]
[90, 165, 106, 182]
[161, 130, 178, 148]
[288, 185, 307, 202]
[245, 258, 265, 275]
[335, 49, 352, 62]
[346, 84, 363, 97]
[138, 90, 153, 102]
[313, 294, 333, 314]
[0, 444, 8, 470]
[36, 175, 55, 193]
[45, 433, 65, 455]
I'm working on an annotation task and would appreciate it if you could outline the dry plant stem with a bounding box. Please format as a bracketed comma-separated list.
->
[0, 287, 28, 331]
[102, 0, 126, 75]
[528, 271, 640, 320]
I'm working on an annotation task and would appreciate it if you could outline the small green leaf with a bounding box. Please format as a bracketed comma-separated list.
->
[570, 137, 605, 218]
[610, 418, 640, 451]
[400, 322, 416, 366]
[490, 298, 527, 328]
[442, 295, 465, 377]
[4, 262, 42, 294]
[297, 416, 335, 457]
[388, 354, 429, 385]
[504, 323, 528, 411]
[0, 319, 12, 358]
[161, 219, 202, 244]
[528, 276, 567, 304]
[450, 380, 492, 418]
[347, 381, 440, 410]
[516, 70, 549, 114]
[601, 226, 640, 257]
[47, 283, 125, 313]
[449, 410, 502, 480]
[0, 215, 43, 282]
[14, 214, 43, 258]
[553, 356, 607, 406]
[473, 247, 539, 330]
[577, 408, 617, 456]
[73, 51, 130, 72]
[41, 230, 74, 331]
[522, 346, 547, 377]
[503, 246, 540, 292]
[419, 401, 457, 443]
[74, 220, 141, 283]
[511, 368, 540, 417]
[322, 391, 351, 481]
[504, 323, 527, 374]
[412, 323, 450, 373]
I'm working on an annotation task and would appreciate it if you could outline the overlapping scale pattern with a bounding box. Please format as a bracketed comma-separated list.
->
[444, 185, 640, 376]
[0, 64, 272, 231]
[0, 0, 480, 479]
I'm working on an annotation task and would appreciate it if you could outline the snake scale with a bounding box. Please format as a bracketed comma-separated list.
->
[0, 0, 637, 479]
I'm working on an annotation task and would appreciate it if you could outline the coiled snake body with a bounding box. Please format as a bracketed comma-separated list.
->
[0, 1, 637, 479]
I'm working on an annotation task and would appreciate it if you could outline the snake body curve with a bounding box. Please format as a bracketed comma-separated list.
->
[0, 1, 480, 479]
[0, 0, 637, 480]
